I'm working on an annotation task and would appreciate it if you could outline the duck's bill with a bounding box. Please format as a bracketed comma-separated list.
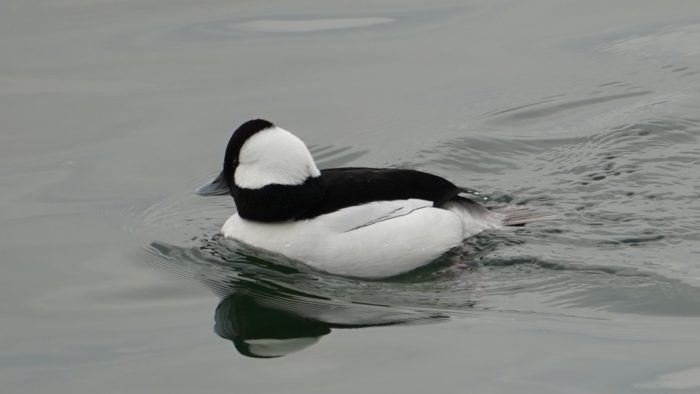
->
[196, 171, 229, 196]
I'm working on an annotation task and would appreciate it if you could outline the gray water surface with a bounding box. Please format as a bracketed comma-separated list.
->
[3, 1, 700, 393]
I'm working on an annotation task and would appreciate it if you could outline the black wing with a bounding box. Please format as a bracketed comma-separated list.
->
[297, 167, 463, 219]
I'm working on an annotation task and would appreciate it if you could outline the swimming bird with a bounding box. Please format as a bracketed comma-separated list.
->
[197, 119, 550, 278]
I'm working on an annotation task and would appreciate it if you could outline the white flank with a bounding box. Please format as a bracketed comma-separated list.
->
[234, 126, 321, 189]
[222, 199, 466, 278]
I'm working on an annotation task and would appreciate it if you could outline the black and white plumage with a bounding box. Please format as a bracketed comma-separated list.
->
[197, 119, 550, 278]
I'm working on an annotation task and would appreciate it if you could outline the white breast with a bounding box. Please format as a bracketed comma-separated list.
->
[221, 199, 465, 278]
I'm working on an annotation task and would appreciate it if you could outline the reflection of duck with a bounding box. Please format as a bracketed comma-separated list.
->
[144, 241, 449, 358]
[214, 281, 446, 358]
[197, 119, 553, 278]
[214, 290, 330, 358]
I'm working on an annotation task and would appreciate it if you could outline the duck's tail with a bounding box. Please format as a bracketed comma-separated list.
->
[441, 197, 555, 238]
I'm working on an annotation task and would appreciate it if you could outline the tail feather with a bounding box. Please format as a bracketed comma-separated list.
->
[441, 197, 556, 238]
[491, 205, 557, 226]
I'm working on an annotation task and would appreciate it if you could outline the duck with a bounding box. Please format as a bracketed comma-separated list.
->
[197, 119, 551, 278]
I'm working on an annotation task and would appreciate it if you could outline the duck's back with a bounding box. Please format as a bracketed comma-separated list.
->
[297, 168, 463, 219]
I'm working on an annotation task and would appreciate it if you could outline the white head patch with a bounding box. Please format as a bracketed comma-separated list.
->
[234, 126, 321, 189]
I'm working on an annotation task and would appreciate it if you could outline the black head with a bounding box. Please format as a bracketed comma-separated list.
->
[221, 119, 274, 191]
[195, 119, 274, 196]
[197, 119, 324, 221]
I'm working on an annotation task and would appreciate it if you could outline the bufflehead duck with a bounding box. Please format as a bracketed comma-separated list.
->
[198, 119, 551, 278]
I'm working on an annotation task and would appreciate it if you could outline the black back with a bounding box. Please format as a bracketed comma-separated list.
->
[297, 167, 462, 219]
[232, 167, 463, 221]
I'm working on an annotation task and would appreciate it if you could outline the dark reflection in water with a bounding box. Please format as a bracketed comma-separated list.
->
[213, 280, 445, 358]
[214, 289, 331, 358]
[145, 239, 447, 358]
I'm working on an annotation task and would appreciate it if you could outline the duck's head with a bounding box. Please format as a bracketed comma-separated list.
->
[197, 119, 324, 221]
[197, 119, 321, 196]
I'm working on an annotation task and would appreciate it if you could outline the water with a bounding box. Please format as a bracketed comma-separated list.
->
[2, 0, 700, 392]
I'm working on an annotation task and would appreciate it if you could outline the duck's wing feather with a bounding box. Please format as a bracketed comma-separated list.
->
[297, 167, 463, 219]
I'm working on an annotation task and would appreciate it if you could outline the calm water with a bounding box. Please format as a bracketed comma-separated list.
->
[3, 0, 700, 392]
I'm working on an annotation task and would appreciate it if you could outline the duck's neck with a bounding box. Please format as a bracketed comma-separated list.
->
[231, 176, 325, 222]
